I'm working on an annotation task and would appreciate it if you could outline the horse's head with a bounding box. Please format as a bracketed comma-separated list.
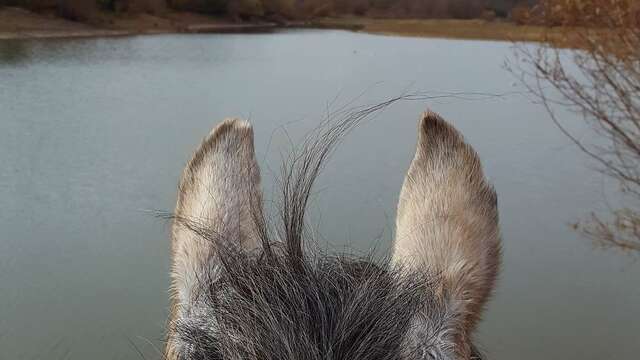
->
[165, 111, 501, 360]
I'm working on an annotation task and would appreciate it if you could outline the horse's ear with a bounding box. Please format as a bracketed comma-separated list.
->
[170, 118, 264, 309]
[393, 112, 501, 331]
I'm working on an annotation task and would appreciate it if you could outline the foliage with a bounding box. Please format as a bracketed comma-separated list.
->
[227, 0, 263, 18]
[509, 3, 531, 24]
[262, 0, 295, 18]
[535, 0, 639, 26]
[510, 0, 640, 253]
[57, 0, 98, 20]
[448, 0, 486, 19]
[1, 0, 533, 20]
[0, 0, 56, 10]
[123, 0, 167, 13]
[167, 0, 228, 14]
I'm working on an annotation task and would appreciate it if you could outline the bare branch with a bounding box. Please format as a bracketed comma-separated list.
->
[510, 0, 640, 253]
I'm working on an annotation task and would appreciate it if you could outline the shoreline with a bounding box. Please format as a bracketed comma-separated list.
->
[0, 7, 563, 44]
[0, 7, 288, 40]
[0, 24, 286, 41]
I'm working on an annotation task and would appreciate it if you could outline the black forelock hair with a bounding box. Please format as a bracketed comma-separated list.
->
[173, 246, 441, 360]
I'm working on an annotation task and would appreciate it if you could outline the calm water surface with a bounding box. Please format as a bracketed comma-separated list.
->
[1, 31, 639, 360]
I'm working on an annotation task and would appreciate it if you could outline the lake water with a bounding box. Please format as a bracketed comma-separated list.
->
[1, 30, 639, 360]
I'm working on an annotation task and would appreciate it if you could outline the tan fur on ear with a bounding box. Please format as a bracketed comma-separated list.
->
[166, 118, 264, 359]
[393, 111, 501, 330]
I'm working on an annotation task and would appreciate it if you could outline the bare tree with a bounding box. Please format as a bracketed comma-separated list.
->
[509, 0, 640, 252]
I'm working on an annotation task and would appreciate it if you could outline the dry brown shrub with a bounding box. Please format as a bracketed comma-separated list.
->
[56, 0, 98, 21]
[263, 0, 295, 19]
[299, 0, 333, 18]
[167, 0, 228, 14]
[124, 0, 167, 14]
[509, 3, 530, 25]
[510, 0, 640, 253]
[533, 0, 639, 27]
[0, 0, 56, 10]
[481, 9, 497, 21]
[227, 0, 263, 19]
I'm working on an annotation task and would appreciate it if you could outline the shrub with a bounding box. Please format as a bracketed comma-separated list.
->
[369, 0, 393, 11]
[227, 0, 263, 19]
[510, 0, 640, 253]
[168, 0, 229, 14]
[0, 0, 57, 11]
[262, 0, 295, 19]
[123, 0, 167, 14]
[533, 0, 639, 27]
[509, 3, 530, 24]
[299, 0, 333, 18]
[332, 0, 369, 15]
[481, 9, 497, 21]
[57, 0, 98, 21]
[97, 0, 115, 10]
[447, 0, 485, 19]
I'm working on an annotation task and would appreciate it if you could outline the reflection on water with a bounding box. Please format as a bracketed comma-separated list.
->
[0, 31, 638, 360]
[0, 40, 29, 64]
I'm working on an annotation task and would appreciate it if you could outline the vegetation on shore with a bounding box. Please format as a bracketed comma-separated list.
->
[0, 1, 593, 45]
[0, 0, 530, 24]
[509, 0, 640, 253]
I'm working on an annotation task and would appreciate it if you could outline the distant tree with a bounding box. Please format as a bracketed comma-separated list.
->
[227, 0, 263, 19]
[486, 0, 526, 18]
[117, 0, 168, 13]
[262, 0, 296, 19]
[332, 0, 369, 15]
[298, 0, 334, 18]
[369, 0, 393, 11]
[1, 0, 532, 20]
[167, 0, 229, 14]
[57, 0, 98, 20]
[448, 0, 485, 19]
[509, 2, 531, 24]
[510, 0, 640, 252]
[0, 0, 57, 10]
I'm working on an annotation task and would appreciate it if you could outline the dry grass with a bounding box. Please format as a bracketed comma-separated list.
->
[311, 17, 578, 46]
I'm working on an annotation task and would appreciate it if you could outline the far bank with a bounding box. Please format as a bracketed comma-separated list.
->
[0, 6, 569, 45]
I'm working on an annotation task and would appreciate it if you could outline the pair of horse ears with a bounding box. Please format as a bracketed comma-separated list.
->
[170, 112, 500, 331]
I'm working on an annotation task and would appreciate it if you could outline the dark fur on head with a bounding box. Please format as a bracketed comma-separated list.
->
[165, 98, 498, 360]
[175, 249, 440, 360]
